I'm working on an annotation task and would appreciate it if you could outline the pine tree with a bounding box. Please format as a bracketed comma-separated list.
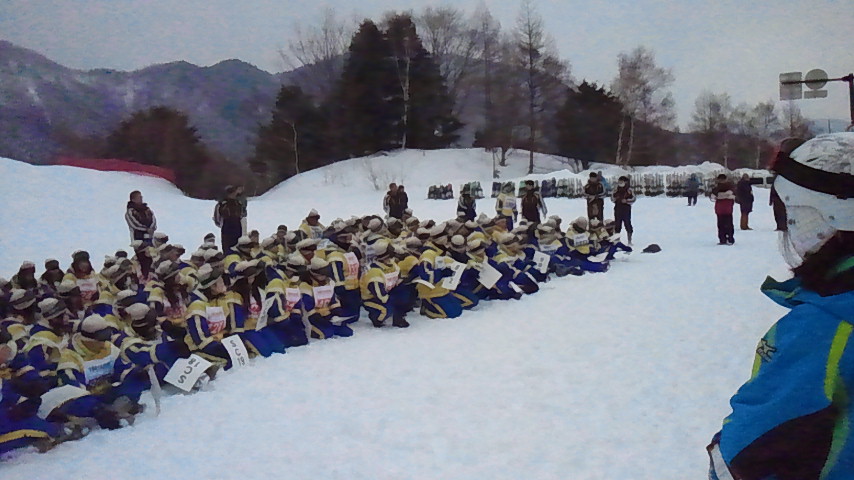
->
[385, 14, 461, 149]
[555, 81, 623, 170]
[327, 20, 400, 158]
[252, 85, 329, 186]
[105, 106, 211, 195]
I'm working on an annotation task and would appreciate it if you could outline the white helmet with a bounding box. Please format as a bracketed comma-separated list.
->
[773, 133, 854, 263]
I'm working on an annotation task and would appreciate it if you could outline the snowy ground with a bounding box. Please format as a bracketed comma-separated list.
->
[0, 151, 791, 478]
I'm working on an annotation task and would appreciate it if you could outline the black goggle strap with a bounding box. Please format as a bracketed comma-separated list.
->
[774, 154, 854, 199]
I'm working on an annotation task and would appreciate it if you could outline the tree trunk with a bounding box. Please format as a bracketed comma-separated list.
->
[527, 91, 535, 174]
[292, 123, 300, 174]
[723, 130, 729, 170]
[401, 57, 410, 150]
[616, 117, 625, 165]
[626, 117, 635, 166]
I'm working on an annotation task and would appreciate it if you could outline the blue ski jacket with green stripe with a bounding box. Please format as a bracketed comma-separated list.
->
[709, 277, 854, 480]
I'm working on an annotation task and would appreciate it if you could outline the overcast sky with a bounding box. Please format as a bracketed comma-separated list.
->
[1, 0, 852, 129]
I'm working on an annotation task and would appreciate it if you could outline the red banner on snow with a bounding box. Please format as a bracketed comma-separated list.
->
[55, 157, 177, 184]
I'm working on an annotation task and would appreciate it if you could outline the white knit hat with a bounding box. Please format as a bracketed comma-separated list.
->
[80, 314, 110, 334]
[125, 303, 151, 321]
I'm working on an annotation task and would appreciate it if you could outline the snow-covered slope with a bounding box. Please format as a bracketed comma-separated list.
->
[1, 151, 791, 478]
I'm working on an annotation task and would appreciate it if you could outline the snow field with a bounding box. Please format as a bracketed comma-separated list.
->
[0, 151, 789, 478]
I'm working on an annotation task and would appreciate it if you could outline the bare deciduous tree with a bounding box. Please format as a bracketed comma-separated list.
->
[781, 101, 813, 139]
[750, 101, 780, 167]
[515, 0, 569, 174]
[690, 90, 733, 167]
[280, 8, 353, 101]
[473, 3, 501, 130]
[611, 46, 675, 165]
[415, 6, 480, 117]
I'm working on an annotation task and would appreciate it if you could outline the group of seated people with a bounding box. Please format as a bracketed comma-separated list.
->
[0, 207, 631, 457]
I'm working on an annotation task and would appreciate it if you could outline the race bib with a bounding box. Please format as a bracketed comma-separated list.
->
[83, 352, 116, 386]
[77, 277, 99, 303]
[540, 243, 559, 255]
[248, 296, 261, 320]
[533, 251, 550, 274]
[285, 288, 301, 312]
[313, 285, 334, 309]
[573, 233, 589, 247]
[365, 244, 377, 264]
[344, 252, 360, 281]
[504, 196, 516, 209]
[206, 306, 227, 335]
[442, 261, 466, 290]
[478, 262, 502, 289]
[435, 256, 446, 270]
[164, 354, 213, 393]
[384, 269, 400, 291]
[164, 299, 187, 324]
[310, 226, 323, 239]
[222, 334, 250, 369]
[255, 296, 276, 330]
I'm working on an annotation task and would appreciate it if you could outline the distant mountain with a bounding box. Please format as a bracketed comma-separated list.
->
[0, 40, 283, 164]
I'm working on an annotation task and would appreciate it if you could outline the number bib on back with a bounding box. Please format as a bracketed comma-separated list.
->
[248, 296, 262, 320]
[384, 268, 400, 291]
[313, 285, 334, 309]
[285, 288, 301, 312]
[206, 306, 227, 335]
[77, 277, 99, 303]
[540, 243, 559, 255]
[504, 196, 516, 210]
[573, 233, 589, 247]
[344, 252, 360, 281]
[83, 352, 116, 386]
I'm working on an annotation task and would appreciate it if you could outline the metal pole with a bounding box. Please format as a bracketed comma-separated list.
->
[845, 74, 854, 131]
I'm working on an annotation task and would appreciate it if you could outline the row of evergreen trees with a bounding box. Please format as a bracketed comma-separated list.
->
[249, 16, 461, 190]
[94, 6, 816, 198]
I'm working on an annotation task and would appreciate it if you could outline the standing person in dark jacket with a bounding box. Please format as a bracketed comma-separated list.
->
[611, 176, 636, 245]
[125, 191, 157, 244]
[736, 174, 755, 230]
[389, 185, 408, 219]
[457, 186, 476, 221]
[685, 174, 700, 206]
[235, 185, 248, 235]
[521, 180, 547, 225]
[383, 183, 398, 217]
[584, 173, 606, 221]
[770, 182, 788, 231]
[214, 186, 243, 252]
[711, 174, 736, 245]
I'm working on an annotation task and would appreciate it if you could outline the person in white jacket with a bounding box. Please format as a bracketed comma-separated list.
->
[125, 191, 156, 244]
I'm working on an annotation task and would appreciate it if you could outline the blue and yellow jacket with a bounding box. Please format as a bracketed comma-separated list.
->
[185, 291, 242, 350]
[414, 246, 452, 299]
[710, 277, 854, 480]
[299, 279, 340, 320]
[360, 260, 399, 304]
[258, 277, 301, 327]
[327, 248, 361, 291]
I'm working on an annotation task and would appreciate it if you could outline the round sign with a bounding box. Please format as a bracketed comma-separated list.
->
[804, 69, 828, 90]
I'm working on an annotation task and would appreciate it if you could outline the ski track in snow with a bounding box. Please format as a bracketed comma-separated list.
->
[0, 153, 789, 479]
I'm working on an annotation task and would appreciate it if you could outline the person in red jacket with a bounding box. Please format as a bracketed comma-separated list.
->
[711, 174, 736, 245]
